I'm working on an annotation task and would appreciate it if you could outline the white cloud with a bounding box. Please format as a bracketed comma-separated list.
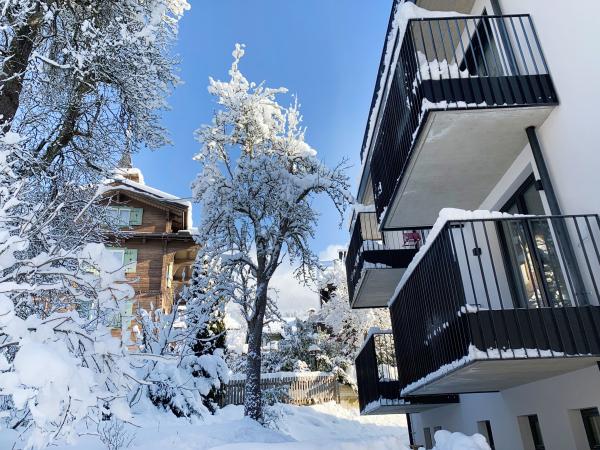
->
[269, 257, 319, 316]
[318, 243, 345, 262]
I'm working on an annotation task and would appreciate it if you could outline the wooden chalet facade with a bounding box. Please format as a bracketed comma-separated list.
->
[102, 166, 198, 331]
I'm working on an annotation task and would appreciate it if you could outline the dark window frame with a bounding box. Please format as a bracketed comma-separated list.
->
[581, 407, 600, 450]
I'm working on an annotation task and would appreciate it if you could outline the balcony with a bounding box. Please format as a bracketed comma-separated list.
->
[345, 212, 428, 308]
[369, 14, 558, 228]
[390, 214, 600, 396]
[356, 331, 458, 415]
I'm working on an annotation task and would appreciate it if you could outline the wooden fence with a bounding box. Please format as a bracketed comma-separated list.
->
[220, 372, 340, 406]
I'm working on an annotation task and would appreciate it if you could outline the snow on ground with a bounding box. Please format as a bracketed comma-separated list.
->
[0, 402, 408, 450]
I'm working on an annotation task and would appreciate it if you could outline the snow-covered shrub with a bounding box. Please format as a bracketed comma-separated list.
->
[132, 249, 229, 418]
[97, 417, 136, 450]
[0, 136, 137, 449]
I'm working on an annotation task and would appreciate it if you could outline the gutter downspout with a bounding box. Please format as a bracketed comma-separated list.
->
[526, 126, 588, 305]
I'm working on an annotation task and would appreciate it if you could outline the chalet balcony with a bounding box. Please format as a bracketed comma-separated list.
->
[370, 14, 558, 228]
[356, 331, 458, 415]
[390, 214, 600, 396]
[345, 212, 428, 308]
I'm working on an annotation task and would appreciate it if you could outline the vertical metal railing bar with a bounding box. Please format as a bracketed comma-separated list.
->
[482, 17, 505, 77]
[504, 17, 527, 102]
[491, 17, 520, 104]
[524, 218, 555, 356]
[550, 217, 580, 309]
[453, 18, 478, 105]
[435, 19, 458, 108]
[515, 220, 545, 358]
[443, 225, 469, 365]
[581, 216, 600, 349]
[573, 218, 600, 301]
[584, 216, 600, 290]
[562, 219, 590, 352]
[481, 221, 516, 358]
[470, 221, 501, 357]
[416, 21, 432, 92]
[472, 17, 499, 105]
[527, 15, 550, 75]
[458, 223, 479, 305]
[449, 224, 474, 361]
[489, 17, 511, 77]
[536, 218, 570, 356]
[462, 18, 487, 105]
[517, 15, 543, 103]
[508, 17, 530, 76]
[428, 230, 448, 373]
[518, 15, 540, 75]
[508, 16, 538, 104]
[445, 18, 468, 106]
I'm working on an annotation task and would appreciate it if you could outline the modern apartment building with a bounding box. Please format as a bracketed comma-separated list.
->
[349, 1, 600, 449]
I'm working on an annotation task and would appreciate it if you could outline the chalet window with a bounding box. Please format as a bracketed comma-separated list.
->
[107, 248, 138, 274]
[166, 262, 174, 288]
[107, 207, 143, 227]
[581, 408, 600, 450]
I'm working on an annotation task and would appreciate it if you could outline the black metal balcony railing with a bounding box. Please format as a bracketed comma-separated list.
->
[345, 212, 429, 305]
[356, 331, 458, 414]
[390, 214, 600, 395]
[356, 332, 400, 413]
[368, 14, 558, 221]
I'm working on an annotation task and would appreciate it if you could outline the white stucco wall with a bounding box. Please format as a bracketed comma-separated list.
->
[411, 365, 600, 450]
[479, 0, 600, 216]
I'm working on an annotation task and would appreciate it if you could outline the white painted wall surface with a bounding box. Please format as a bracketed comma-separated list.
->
[480, 0, 600, 216]
[411, 365, 600, 450]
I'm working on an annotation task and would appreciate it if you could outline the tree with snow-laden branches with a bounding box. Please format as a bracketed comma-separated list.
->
[311, 258, 391, 378]
[0, 1, 190, 447]
[0, 134, 137, 449]
[191, 44, 351, 421]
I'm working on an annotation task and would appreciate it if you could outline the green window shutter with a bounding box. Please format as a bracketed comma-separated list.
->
[123, 248, 138, 273]
[129, 208, 143, 226]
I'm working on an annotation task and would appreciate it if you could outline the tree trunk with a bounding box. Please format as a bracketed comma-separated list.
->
[244, 282, 268, 421]
[0, 11, 42, 132]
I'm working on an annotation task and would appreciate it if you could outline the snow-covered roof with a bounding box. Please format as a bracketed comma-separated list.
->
[104, 169, 194, 230]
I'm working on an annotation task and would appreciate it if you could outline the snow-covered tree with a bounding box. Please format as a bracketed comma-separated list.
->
[131, 248, 229, 418]
[191, 44, 351, 420]
[310, 259, 390, 376]
[0, 134, 138, 449]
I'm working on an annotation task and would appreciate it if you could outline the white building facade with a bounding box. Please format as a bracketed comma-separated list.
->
[350, 1, 600, 449]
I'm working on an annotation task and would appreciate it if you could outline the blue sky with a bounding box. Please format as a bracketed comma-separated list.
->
[134, 0, 391, 313]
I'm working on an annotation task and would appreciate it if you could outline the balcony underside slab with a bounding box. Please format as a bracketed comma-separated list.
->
[353, 267, 406, 309]
[384, 106, 554, 229]
[406, 356, 600, 396]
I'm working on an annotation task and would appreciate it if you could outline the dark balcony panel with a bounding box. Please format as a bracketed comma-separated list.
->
[390, 215, 600, 396]
[368, 15, 558, 228]
[355, 331, 458, 415]
[345, 212, 428, 308]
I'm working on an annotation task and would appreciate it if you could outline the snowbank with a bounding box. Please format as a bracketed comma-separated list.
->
[423, 430, 491, 450]
[0, 403, 409, 450]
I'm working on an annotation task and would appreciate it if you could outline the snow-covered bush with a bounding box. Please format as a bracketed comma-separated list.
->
[131, 249, 229, 418]
[0, 133, 140, 449]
